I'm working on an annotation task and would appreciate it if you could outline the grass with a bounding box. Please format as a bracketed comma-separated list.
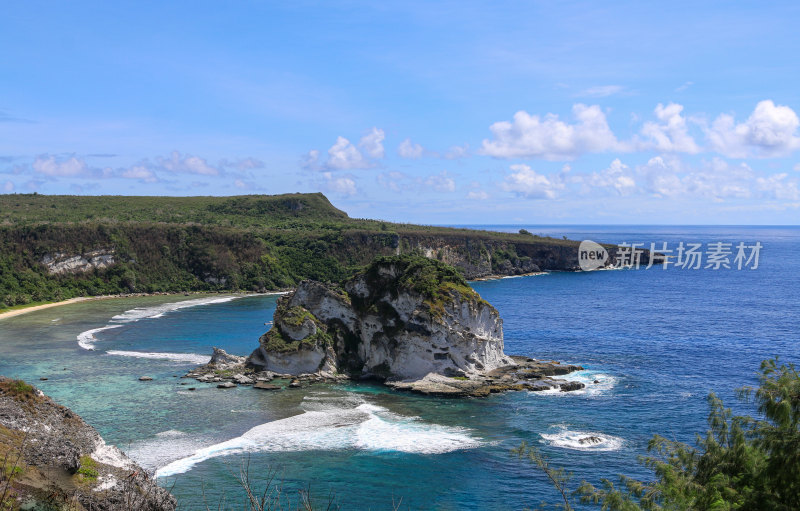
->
[0, 300, 58, 315]
[77, 456, 98, 481]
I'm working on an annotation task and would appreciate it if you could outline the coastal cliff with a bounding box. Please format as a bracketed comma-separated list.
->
[0, 378, 175, 511]
[0, 193, 635, 309]
[248, 255, 514, 380]
[224, 255, 585, 397]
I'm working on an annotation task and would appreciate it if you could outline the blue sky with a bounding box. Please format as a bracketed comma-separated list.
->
[2, 1, 800, 224]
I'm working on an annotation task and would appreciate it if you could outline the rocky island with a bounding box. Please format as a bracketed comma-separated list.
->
[188, 255, 584, 397]
[0, 377, 175, 511]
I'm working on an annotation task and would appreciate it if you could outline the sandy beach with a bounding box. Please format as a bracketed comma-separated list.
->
[0, 297, 97, 321]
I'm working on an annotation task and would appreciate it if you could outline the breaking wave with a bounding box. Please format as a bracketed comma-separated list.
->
[105, 350, 211, 364]
[154, 394, 483, 478]
[540, 426, 624, 452]
[76, 296, 242, 354]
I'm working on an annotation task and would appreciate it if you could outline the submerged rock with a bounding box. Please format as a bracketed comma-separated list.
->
[0, 377, 175, 510]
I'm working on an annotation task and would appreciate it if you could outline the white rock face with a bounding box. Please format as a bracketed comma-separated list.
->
[41, 249, 115, 275]
[247, 261, 514, 381]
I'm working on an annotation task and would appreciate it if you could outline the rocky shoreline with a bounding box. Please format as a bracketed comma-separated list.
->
[0, 377, 175, 510]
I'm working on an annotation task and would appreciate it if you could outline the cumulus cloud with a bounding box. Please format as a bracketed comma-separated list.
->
[639, 103, 700, 153]
[397, 138, 424, 159]
[158, 151, 219, 175]
[582, 158, 637, 195]
[326, 137, 369, 170]
[322, 172, 357, 196]
[2, 180, 12, 192]
[501, 164, 563, 199]
[706, 100, 800, 158]
[634, 156, 798, 201]
[424, 171, 456, 193]
[306, 128, 386, 171]
[359, 127, 385, 159]
[481, 104, 622, 160]
[32, 155, 98, 178]
[120, 165, 158, 183]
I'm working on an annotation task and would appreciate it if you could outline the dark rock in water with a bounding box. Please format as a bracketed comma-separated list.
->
[559, 381, 585, 392]
[0, 377, 176, 510]
[578, 436, 603, 445]
[138, 376, 153, 381]
[288, 380, 302, 388]
[593, 379, 600, 384]
[188, 387, 196, 391]
[253, 382, 281, 390]
[217, 382, 236, 389]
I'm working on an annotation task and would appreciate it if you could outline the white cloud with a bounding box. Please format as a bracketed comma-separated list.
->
[398, 138, 424, 159]
[481, 104, 622, 160]
[322, 171, 357, 196]
[2, 180, 12, 192]
[326, 136, 368, 170]
[579, 85, 624, 98]
[755, 173, 800, 200]
[444, 144, 470, 159]
[307, 128, 386, 171]
[707, 100, 800, 158]
[466, 190, 489, 200]
[633, 156, 798, 201]
[158, 151, 219, 175]
[583, 158, 637, 195]
[120, 165, 158, 183]
[424, 171, 456, 192]
[675, 81, 694, 92]
[501, 164, 563, 199]
[794, 163, 800, 172]
[639, 103, 699, 153]
[32, 155, 94, 177]
[359, 127, 385, 159]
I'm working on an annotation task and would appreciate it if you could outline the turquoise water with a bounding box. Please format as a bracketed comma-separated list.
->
[1, 226, 798, 510]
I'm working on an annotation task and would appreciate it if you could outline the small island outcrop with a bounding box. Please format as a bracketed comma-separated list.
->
[187, 255, 584, 397]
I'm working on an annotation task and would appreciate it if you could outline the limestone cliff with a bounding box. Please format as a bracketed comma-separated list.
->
[0, 377, 175, 511]
[247, 255, 514, 381]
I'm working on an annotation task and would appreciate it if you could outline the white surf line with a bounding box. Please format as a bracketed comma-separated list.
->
[105, 351, 211, 364]
[156, 402, 484, 477]
[540, 427, 624, 452]
[76, 294, 257, 351]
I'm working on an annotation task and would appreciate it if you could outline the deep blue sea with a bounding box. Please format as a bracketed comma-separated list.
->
[1, 226, 798, 510]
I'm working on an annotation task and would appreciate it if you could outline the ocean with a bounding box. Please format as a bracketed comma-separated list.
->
[1, 225, 797, 510]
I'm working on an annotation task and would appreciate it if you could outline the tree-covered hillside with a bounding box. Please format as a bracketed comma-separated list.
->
[0, 193, 580, 309]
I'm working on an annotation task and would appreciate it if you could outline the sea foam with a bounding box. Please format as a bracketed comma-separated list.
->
[540, 426, 624, 452]
[153, 395, 483, 478]
[105, 350, 211, 364]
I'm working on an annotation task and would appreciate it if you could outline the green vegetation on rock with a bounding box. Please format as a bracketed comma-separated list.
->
[355, 254, 492, 317]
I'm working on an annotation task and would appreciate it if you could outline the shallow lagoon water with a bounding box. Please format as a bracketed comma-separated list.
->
[1, 226, 798, 510]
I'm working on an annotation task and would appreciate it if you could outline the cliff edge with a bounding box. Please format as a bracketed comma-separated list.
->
[0, 377, 175, 511]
